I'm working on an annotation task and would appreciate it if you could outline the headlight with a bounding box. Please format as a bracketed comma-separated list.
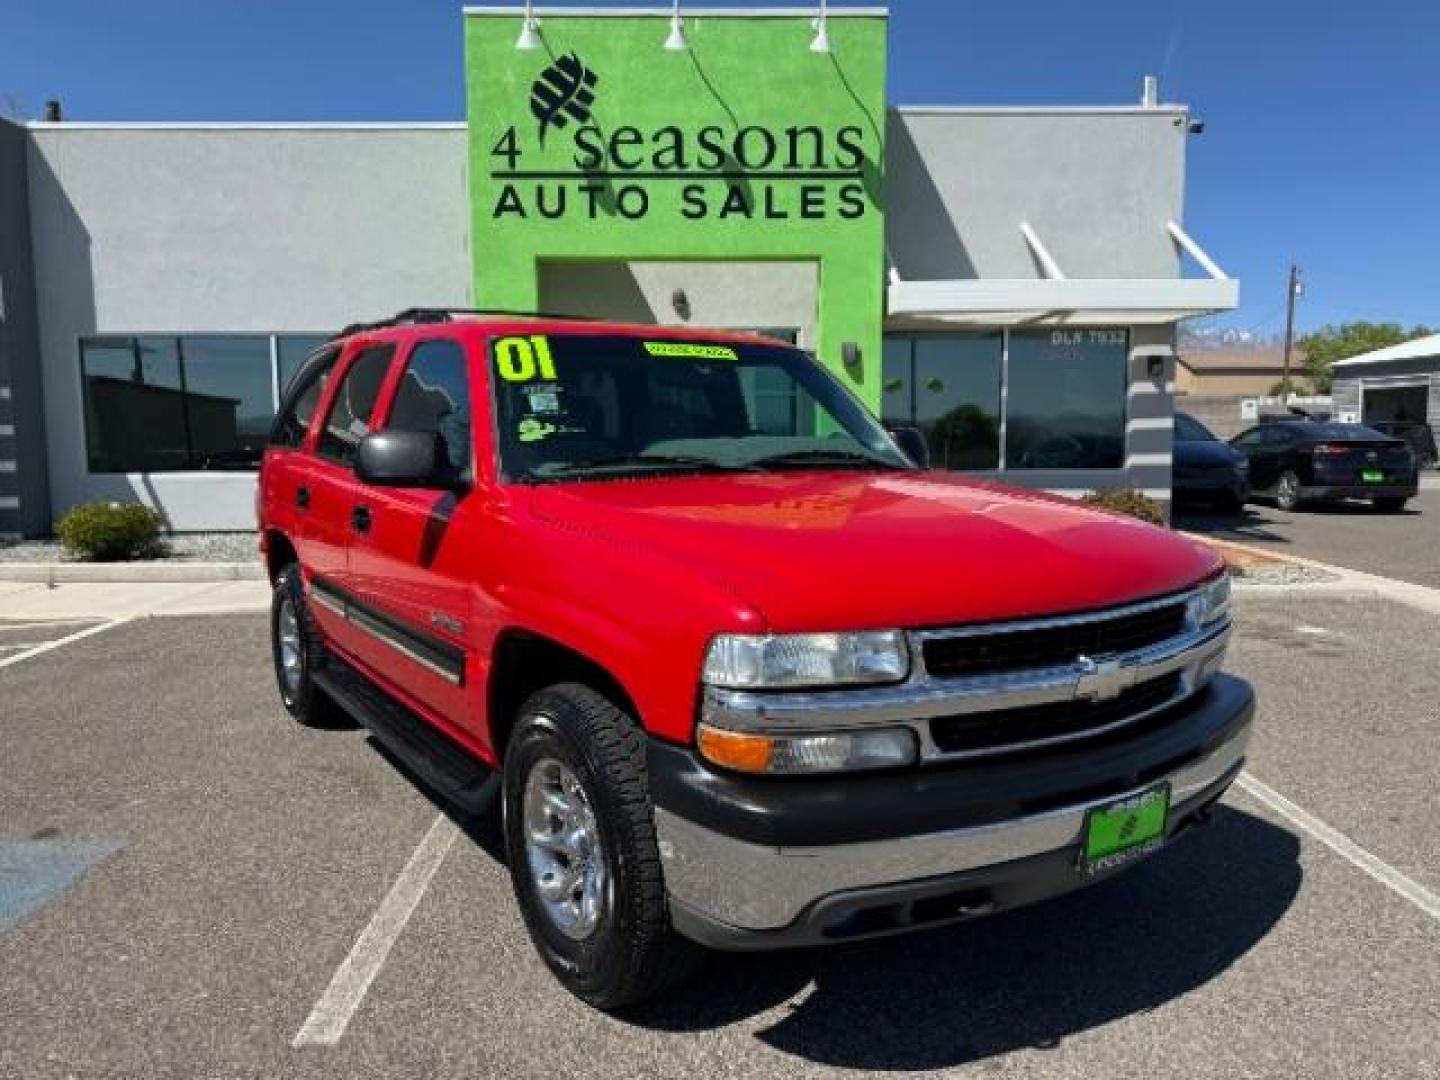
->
[697, 723, 917, 775]
[702, 631, 909, 689]
[1184, 574, 1232, 631]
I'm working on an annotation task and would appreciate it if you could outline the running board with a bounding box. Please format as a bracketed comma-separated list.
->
[314, 655, 499, 816]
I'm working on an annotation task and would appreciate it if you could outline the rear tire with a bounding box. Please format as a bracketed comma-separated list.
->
[1273, 470, 1302, 512]
[1373, 496, 1409, 513]
[503, 683, 699, 1010]
[270, 564, 344, 728]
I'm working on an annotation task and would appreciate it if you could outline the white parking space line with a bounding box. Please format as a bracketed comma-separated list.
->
[1237, 772, 1440, 923]
[0, 618, 129, 670]
[293, 814, 459, 1048]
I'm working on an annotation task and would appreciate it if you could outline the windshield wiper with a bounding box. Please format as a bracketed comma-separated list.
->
[537, 453, 762, 478]
[746, 449, 909, 472]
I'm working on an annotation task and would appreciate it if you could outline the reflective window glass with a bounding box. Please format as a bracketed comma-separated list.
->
[277, 335, 332, 396]
[387, 340, 472, 472]
[318, 346, 395, 465]
[177, 336, 274, 470]
[1005, 329, 1128, 470]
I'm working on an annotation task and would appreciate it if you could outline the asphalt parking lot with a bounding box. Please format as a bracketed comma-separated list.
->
[2, 596, 1438, 1079]
[1176, 482, 1440, 589]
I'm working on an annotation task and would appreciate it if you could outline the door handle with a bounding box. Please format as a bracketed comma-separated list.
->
[295, 485, 311, 510]
[351, 505, 373, 534]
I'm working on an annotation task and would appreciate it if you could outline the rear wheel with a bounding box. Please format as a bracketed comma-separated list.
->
[1274, 470, 1302, 512]
[1373, 496, 1409, 512]
[503, 683, 698, 1009]
[270, 564, 343, 727]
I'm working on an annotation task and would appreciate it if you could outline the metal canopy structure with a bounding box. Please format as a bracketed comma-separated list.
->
[887, 220, 1239, 326]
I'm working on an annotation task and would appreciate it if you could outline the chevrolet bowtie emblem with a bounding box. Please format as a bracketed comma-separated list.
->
[1075, 655, 1131, 702]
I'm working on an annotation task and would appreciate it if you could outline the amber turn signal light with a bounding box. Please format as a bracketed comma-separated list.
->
[696, 725, 775, 774]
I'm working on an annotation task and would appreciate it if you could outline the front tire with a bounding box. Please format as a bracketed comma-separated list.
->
[1274, 470, 1303, 511]
[270, 564, 342, 727]
[503, 683, 698, 1009]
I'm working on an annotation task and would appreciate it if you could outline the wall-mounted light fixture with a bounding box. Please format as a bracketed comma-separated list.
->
[1147, 356, 1166, 380]
[671, 288, 692, 321]
[664, 0, 688, 51]
[841, 340, 862, 376]
[810, 0, 831, 53]
[515, 0, 542, 50]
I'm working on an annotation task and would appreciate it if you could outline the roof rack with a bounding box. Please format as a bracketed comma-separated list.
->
[330, 307, 599, 340]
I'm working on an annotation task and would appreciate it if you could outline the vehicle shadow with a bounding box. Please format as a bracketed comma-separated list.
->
[363, 738, 1301, 1072]
[620, 806, 1301, 1071]
[1173, 504, 1294, 543]
[1298, 500, 1422, 517]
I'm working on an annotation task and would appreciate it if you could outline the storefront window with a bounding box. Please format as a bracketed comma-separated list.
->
[177, 336, 275, 470]
[81, 337, 189, 472]
[277, 334, 332, 396]
[81, 333, 308, 472]
[882, 334, 1002, 469]
[1005, 329, 1128, 470]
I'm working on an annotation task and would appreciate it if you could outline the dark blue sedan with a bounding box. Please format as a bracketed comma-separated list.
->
[1174, 412, 1250, 511]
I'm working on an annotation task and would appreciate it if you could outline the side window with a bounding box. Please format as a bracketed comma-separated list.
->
[1262, 427, 1295, 449]
[317, 345, 396, 465]
[387, 340, 473, 472]
[270, 347, 339, 449]
[1232, 428, 1264, 449]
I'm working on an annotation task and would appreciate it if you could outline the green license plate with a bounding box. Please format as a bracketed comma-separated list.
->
[1361, 469, 1385, 484]
[1080, 783, 1170, 875]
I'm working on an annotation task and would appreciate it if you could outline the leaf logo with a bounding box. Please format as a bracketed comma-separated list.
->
[530, 53, 599, 146]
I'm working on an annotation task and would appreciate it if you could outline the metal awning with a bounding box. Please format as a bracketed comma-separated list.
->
[887, 221, 1239, 327]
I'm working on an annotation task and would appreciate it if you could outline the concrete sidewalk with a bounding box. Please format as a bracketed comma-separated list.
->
[0, 579, 269, 620]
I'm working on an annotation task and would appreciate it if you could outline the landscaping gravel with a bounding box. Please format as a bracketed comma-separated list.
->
[1232, 562, 1342, 587]
[0, 532, 260, 564]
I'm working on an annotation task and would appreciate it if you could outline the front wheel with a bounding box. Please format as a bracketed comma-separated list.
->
[1373, 496, 1409, 513]
[270, 564, 343, 727]
[503, 683, 698, 1009]
[1274, 470, 1303, 512]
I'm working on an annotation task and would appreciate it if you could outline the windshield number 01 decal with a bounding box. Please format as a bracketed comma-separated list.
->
[495, 335, 558, 382]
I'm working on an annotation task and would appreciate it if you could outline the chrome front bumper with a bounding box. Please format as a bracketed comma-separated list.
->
[653, 674, 1254, 942]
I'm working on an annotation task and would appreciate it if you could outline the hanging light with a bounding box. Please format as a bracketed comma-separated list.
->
[664, 0, 688, 51]
[810, 0, 831, 53]
[515, 0, 542, 50]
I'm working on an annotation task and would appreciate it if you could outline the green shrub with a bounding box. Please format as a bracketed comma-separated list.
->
[1080, 489, 1168, 527]
[55, 502, 166, 562]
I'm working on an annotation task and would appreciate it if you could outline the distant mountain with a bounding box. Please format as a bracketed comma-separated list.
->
[1179, 325, 1286, 351]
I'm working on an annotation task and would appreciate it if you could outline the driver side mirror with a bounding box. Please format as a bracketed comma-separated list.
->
[888, 426, 931, 470]
[355, 431, 460, 490]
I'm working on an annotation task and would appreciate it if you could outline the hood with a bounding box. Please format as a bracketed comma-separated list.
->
[1176, 440, 1246, 467]
[526, 471, 1220, 632]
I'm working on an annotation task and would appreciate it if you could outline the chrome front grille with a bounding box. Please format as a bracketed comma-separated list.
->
[928, 671, 1184, 755]
[920, 601, 1189, 679]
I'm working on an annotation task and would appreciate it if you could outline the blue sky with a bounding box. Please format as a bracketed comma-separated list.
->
[3, 0, 1435, 336]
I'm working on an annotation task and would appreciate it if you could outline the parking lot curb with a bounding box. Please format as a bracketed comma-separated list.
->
[0, 562, 265, 584]
[1186, 533, 1440, 617]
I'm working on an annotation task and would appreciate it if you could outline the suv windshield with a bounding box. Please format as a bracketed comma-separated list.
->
[489, 334, 912, 481]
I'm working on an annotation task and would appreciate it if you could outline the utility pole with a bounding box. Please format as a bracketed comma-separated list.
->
[1281, 263, 1302, 398]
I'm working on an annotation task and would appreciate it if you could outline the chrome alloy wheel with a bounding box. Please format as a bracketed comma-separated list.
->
[1276, 471, 1300, 511]
[522, 757, 607, 940]
[277, 597, 303, 696]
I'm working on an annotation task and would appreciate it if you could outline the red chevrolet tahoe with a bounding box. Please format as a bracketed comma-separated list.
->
[258, 309, 1252, 1009]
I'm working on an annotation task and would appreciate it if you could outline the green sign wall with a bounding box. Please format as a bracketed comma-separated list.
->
[464, 11, 888, 406]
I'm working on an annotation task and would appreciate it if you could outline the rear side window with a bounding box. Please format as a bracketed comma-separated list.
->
[387, 340, 473, 472]
[270, 347, 339, 449]
[317, 345, 396, 465]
